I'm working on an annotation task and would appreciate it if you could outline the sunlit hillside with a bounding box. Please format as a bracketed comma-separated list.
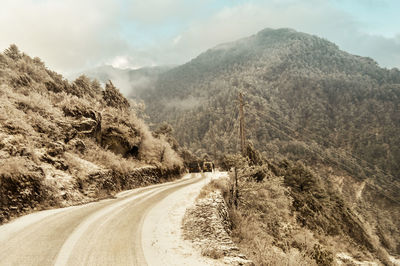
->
[0, 45, 183, 224]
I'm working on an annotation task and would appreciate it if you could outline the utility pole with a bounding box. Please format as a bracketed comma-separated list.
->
[238, 92, 246, 156]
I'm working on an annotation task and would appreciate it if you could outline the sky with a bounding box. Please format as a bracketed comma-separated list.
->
[1, 0, 399, 74]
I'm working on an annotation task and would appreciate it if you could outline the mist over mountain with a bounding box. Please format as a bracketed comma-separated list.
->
[77, 65, 173, 97]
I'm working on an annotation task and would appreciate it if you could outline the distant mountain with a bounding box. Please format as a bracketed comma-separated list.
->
[138, 28, 400, 255]
[80, 65, 173, 97]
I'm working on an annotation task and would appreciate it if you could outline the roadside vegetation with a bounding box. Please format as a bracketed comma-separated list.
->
[195, 143, 394, 265]
[0, 45, 185, 224]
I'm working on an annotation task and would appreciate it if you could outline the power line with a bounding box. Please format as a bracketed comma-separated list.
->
[263, 115, 400, 204]
[259, 102, 396, 180]
[265, 115, 361, 175]
[224, 92, 399, 203]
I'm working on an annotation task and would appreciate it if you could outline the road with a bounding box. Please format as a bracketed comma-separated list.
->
[0, 173, 216, 266]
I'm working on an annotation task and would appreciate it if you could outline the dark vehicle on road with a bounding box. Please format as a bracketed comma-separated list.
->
[188, 161, 201, 173]
[203, 161, 213, 172]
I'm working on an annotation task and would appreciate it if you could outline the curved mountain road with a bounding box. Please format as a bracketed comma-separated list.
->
[0, 172, 221, 266]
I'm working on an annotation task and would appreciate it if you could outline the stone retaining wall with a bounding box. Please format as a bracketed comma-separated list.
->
[0, 165, 181, 224]
[182, 191, 253, 265]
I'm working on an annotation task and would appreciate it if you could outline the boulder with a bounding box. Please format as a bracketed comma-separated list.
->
[101, 126, 140, 157]
[68, 138, 86, 153]
[47, 141, 65, 157]
[62, 106, 102, 142]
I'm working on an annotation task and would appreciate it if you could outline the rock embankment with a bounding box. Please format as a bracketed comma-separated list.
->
[182, 191, 253, 266]
[0, 165, 180, 224]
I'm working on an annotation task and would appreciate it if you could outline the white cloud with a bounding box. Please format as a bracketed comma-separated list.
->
[172, 35, 182, 45]
[1, 0, 399, 74]
[0, 0, 127, 73]
[125, 0, 215, 24]
[111, 56, 130, 69]
[157, 0, 400, 69]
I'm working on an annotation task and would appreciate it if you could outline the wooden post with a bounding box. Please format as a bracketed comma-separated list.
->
[234, 166, 238, 208]
[239, 92, 246, 156]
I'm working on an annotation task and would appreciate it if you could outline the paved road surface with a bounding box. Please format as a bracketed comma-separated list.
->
[0, 173, 208, 266]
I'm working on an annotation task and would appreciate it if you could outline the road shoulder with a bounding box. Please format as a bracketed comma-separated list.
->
[142, 172, 227, 265]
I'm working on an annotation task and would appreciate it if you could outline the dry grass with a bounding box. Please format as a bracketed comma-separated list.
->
[228, 207, 318, 266]
[0, 157, 33, 178]
[201, 246, 224, 259]
[81, 139, 144, 174]
[206, 170, 341, 265]
[197, 177, 230, 199]
[209, 159, 393, 265]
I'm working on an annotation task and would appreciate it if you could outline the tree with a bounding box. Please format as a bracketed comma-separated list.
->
[103, 80, 130, 110]
[245, 141, 263, 166]
[154, 122, 173, 136]
[4, 44, 22, 60]
[223, 153, 247, 208]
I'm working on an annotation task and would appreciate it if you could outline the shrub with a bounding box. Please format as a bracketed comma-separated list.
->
[102, 80, 129, 109]
[4, 44, 22, 61]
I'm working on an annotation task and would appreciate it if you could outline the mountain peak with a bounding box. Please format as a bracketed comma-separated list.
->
[256, 27, 297, 36]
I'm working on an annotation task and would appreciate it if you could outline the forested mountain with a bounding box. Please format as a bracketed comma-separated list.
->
[142, 28, 400, 177]
[136, 28, 400, 256]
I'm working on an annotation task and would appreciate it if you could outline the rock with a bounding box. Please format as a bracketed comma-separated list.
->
[0, 161, 46, 224]
[41, 154, 68, 171]
[62, 106, 102, 142]
[73, 118, 97, 134]
[101, 126, 140, 157]
[68, 138, 86, 153]
[47, 141, 65, 157]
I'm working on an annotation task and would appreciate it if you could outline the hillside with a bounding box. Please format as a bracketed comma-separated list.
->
[136, 28, 400, 258]
[0, 45, 184, 224]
